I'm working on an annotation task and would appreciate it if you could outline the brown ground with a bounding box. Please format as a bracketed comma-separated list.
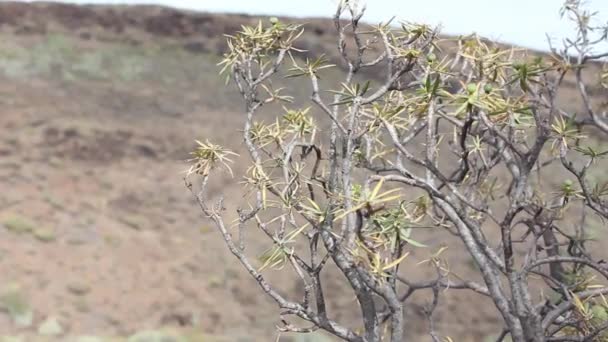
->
[0, 2, 605, 341]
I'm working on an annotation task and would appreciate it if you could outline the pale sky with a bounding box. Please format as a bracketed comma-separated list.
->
[13, 0, 608, 51]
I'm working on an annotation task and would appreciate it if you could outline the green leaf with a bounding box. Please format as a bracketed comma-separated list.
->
[381, 252, 410, 271]
[401, 236, 427, 248]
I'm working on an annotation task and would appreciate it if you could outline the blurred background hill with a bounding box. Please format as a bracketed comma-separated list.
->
[0, 2, 605, 341]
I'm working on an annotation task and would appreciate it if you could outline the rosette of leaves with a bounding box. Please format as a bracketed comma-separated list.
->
[458, 35, 513, 82]
[365, 98, 409, 132]
[328, 81, 372, 107]
[241, 163, 274, 208]
[281, 107, 316, 138]
[286, 55, 335, 79]
[186, 140, 238, 177]
[368, 205, 427, 250]
[219, 18, 303, 78]
[389, 22, 435, 59]
[258, 222, 308, 271]
[446, 80, 532, 126]
[553, 179, 584, 204]
[563, 292, 608, 341]
[551, 115, 586, 151]
[507, 56, 553, 92]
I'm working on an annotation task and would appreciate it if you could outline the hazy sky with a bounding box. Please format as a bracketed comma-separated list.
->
[15, 0, 608, 51]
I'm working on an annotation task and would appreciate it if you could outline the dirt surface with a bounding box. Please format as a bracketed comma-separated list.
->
[0, 2, 605, 341]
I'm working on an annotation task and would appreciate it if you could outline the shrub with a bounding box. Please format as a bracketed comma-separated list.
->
[186, 1, 608, 341]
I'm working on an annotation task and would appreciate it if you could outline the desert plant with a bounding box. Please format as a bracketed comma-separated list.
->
[186, 1, 608, 341]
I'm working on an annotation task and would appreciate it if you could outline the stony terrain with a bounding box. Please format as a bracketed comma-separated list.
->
[0, 2, 605, 341]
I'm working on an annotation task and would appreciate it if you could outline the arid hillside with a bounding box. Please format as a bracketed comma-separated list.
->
[0, 2, 605, 341]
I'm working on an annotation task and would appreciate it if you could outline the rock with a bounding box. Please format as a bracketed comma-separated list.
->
[182, 331, 213, 342]
[12, 311, 33, 329]
[0, 336, 25, 342]
[127, 330, 186, 342]
[67, 282, 91, 296]
[2, 216, 35, 234]
[70, 336, 104, 342]
[0, 284, 33, 328]
[160, 310, 195, 326]
[73, 298, 90, 312]
[66, 226, 100, 245]
[38, 316, 64, 336]
[293, 332, 335, 342]
[33, 228, 56, 242]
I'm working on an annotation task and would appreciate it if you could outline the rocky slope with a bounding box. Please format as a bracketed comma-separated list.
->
[0, 2, 604, 341]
